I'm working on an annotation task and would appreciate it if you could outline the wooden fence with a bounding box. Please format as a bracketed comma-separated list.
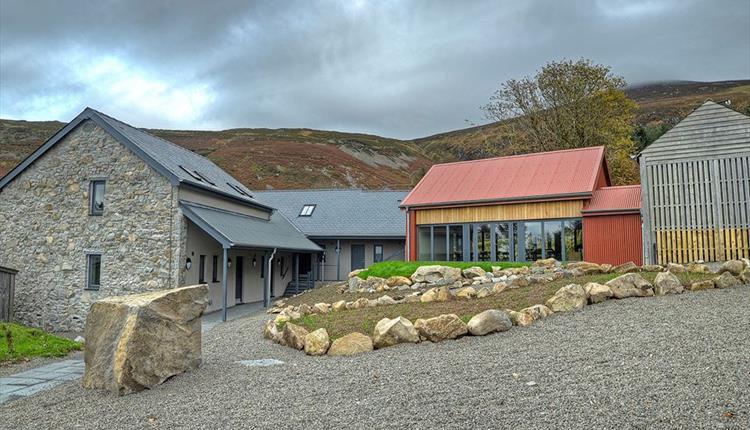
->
[0, 266, 17, 322]
[643, 155, 750, 264]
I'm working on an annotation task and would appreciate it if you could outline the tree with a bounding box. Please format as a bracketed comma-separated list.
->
[481, 59, 640, 184]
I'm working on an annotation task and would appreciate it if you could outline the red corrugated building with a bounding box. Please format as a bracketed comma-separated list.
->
[582, 185, 643, 265]
[400, 146, 642, 265]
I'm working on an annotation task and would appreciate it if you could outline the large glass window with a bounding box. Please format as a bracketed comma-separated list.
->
[565, 219, 583, 261]
[476, 224, 492, 261]
[495, 223, 511, 261]
[448, 225, 463, 261]
[433, 226, 447, 261]
[544, 221, 563, 260]
[524, 222, 543, 261]
[418, 227, 431, 261]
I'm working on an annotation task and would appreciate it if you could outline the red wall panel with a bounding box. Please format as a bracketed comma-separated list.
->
[407, 210, 418, 261]
[583, 213, 643, 266]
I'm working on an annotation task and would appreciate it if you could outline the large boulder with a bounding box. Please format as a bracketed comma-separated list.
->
[282, 323, 309, 350]
[565, 261, 601, 275]
[584, 282, 613, 304]
[304, 328, 330, 356]
[376, 295, 398, 306]
[420, 288, 438, 303]
[545, 284, 587, 312]
[414, 314, 468, 342]
[714, 272, 741, 289]
[507, 310, 534, 327]
[467, 310, 512, 336]
[641, 264, 664, 273]
[328, 332, 373, 356]
[455, 287, 477, 299]
[533, 258, 559, 268]
[332, 300, 347, 312]
[508, 276, 530, 288]
[740, 267, 750, 284]
[348, 276, 364, 292]
[719, 260, 746, 276]
[686, 263, 710, 274]
[688, 280, 714, 291]
[520, 304, 553, 320]
[606, 273, 653, 299]
[348, 269, 365, 278]
[492, 282, 508, 294]
[386, 276, 412, 287]
[312, 303, 330, 314]
[613, 261, 640, 273]
[666, 263, 686, 274]
[83, 285, 208, 395]
[372, 317, 420, 349]
[653, 271, 684, 295]
[365, 277, 389, 292]
[476, 286, 492, 298]
[263, 320, 282, 343]
[411, 265, 462, 285]
[435, 285, 455, 302]
[462, 266, 487, 279]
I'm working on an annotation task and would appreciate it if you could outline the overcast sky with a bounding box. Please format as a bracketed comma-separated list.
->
[1, 0, 748, 139]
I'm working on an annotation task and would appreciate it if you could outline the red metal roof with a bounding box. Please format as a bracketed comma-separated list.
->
[401, 146, 607, 207]
[583, 185, 642, 214]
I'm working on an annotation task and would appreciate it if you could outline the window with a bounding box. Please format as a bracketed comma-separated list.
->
[299, 204, 316, 217]
[495, 223, 511, 262]
[199, 255, 206, 283]
[89, 180, 105, 215]
[212, 255, 218, 282]
[86, 254, 101, 290]
[564, 220, 584, 261]
[433, 226, 447, 261]
[544, 221, 563, 260]
[448, 225, 464, 261]
[374, 244, 384, 263]
[418, 226, 431, 260]
[261, 256, 266, 278]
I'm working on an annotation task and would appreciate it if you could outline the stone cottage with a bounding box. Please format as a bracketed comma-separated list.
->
[0, 108, 321, 332]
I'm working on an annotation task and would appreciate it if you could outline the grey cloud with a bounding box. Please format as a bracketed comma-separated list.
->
[1, 0, 748, 138]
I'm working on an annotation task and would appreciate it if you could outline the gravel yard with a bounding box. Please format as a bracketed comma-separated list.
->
[2, 286, 748, 429]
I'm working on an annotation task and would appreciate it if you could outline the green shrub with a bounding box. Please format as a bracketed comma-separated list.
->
[0, 323, 81, 362]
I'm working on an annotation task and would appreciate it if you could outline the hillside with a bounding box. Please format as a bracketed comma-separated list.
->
[1, 79, 748, 190]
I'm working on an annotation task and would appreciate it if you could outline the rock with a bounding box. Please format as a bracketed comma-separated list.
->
[304, 328, 330, 356]
[714, 272, 741, 289]
[719, 260, 746, 276]
[420, 288, 438, 303]
[688, 280, 714, 291]
[414, 314, 468, 342]
[311, 303, 330, 314]
[606, 273, 653, 299]
[282, 323, 309, 350]
[298, 303, 312, 316]
[328, 332, 374, 356]
[613, 261, 639, 273]
[507, 310, 534, 327]
[467, 310, 512, 336]
[492, 267, 510, 277]
[565, 261, 601, 275]
[372, 317, 419, 349]
[462, 266, 487, 279]
[686, 263, 710, 274]
[654, 271, 684, 295]
[599, 264, 613, 274]
[332, 300, 347, 312]
[349, 298, 370, 309]
[435, 285, 455, 302]
[533, 258, 559, 268]
[263, 320, 282, 343]
[365, 277, 389, 292]
[641, 264, 664, 272]
[274, 313, 290, 326]
[376, 295, 397, 306]
[411, 265, 462, 285]
[508, 276, 529, 288]
[666, 263, 686, 274]
[740, 267, 750, 284]
[74, 336, 85, 343]
[386, 276, 412, 287]
[82, 285, 208, 395]
[366, 299, 379, 308]
[492, 282, 507, 294]
[403, 294, 421, 303]
[476, 286, 492, 298]
[545, 284, 587, 312]
[584, 282, 613, 304]
[455, 287, 477, 299]
[348, 276, 363, 292]
[521, 304, 553, 320]
[348, 269, 365, 278]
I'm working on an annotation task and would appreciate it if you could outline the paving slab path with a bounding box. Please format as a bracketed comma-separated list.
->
[0, 360, 84, 404]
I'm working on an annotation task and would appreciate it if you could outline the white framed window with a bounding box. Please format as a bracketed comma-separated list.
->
[86, 254, 102, 290]
[299, 204, 316, 217]
[89, 180, 105, 215]
[374, 244, 384, 263]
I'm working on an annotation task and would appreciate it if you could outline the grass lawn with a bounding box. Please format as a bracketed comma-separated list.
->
[356, 261, 529, 280]
[0, 323, 82, 363]
[289, 271, 716, 340]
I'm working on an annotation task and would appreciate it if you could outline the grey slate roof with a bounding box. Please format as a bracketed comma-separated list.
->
[181, 202, 322, 252]
[256, 189, 408, 238]
[639, 101, 750, 163]
[0, 108, 271, 210]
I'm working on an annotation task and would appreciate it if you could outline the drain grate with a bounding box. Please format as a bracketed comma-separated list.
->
[236, 359, 285, 367]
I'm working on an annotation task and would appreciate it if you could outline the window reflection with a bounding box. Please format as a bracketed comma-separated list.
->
[449, 225, 463, 261]
[495, 223, 510, 261]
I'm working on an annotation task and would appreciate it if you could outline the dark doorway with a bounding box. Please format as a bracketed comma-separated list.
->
[235, 256, 244, 303]
[351, 244, 365, 271]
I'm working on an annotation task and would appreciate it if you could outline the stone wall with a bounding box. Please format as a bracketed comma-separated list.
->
[0, 120, 182, 332]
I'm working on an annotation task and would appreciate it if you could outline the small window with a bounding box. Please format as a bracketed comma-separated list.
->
[199, 255, 206, 284]
[374, 244, 384, 263]
[89, 180, 105, 215]
[299, 204, 316, 217]
[86, 254, 101, 290]
[228, 183, 252, 198]
[193, 170, 216, 186]
[212, 255, 219, 282]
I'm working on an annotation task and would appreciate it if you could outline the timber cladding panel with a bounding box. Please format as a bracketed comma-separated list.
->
[415, 200, 584, 225]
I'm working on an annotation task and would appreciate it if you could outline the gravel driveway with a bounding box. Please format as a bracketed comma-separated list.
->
[2, 286, 748, 429]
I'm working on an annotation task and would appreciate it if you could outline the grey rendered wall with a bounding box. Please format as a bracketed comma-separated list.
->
[317, 239, 405, 281]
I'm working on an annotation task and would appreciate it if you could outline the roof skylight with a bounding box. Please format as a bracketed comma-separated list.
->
[299, 204, 316, 217]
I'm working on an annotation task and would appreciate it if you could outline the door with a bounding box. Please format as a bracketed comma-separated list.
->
[235, 256, 244, 303]
[351, 244, 366, 271]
